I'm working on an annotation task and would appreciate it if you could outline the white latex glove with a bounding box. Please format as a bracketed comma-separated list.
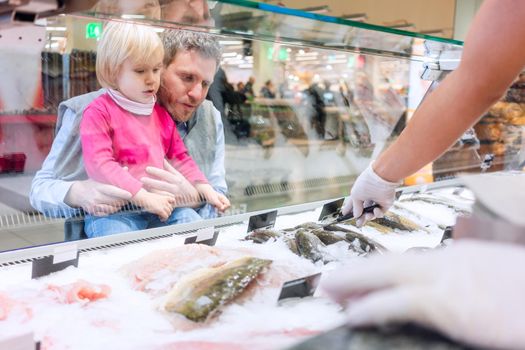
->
[342, 163, 400, 226]
[321, 240, 525, 350]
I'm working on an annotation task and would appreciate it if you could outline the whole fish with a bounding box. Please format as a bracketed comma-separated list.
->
[244, 229, 283, 243]
[164, 256, 272, 322]
[341, 211, 427, 234]
[311, 229, 346, 245]
[295, 230, 329, 263]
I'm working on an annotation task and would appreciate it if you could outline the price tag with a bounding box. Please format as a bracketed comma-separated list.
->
[278, 272, 322, 302]
[318, 198, 344, 221]
[31, 244, 79, 279]
[247, 210, 277, 233]
[0, 331, 36, 350]
[184, 226, 219, 246]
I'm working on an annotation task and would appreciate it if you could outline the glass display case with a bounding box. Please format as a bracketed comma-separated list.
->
[0, 1, 478, 250]
[1, 1, 525, 348]
[0, 0, 522, 251]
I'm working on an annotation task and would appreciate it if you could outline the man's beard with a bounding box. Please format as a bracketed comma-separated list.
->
[158, 87, 185, 122]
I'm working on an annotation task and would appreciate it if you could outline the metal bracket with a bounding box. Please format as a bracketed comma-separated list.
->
[421, 40, 462, 82]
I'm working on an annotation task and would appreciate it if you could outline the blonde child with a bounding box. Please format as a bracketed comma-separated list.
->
[80, 22, 228, 237]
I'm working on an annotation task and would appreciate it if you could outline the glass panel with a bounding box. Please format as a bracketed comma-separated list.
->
[71, 0, 463, 60]
[0, 0, 521, 253]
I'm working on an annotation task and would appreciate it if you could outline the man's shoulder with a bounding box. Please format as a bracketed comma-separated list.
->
[59, 89, 106, 114]
[196, 100, 221, 126]
[198, 99, 217, 114]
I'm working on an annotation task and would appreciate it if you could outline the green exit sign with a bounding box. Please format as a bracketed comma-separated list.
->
[86, 22, 102, 39]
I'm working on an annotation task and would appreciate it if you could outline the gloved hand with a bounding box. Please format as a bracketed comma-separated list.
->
[342, 163, 400, 226]
[321, 240, 525, 350]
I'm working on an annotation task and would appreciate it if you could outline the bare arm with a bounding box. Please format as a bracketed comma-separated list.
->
[375, 0, 525, 182]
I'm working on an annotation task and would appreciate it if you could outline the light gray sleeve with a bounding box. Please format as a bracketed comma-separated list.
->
[29, 109, 80, 218]
[207, 107, 227, 194]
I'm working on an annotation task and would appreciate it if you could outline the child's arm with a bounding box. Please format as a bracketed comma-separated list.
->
[80, 105, 143, 196]
[194, 183, 230, 213]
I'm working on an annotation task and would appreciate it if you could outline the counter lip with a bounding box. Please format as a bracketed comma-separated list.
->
[0, 178, 462, 266]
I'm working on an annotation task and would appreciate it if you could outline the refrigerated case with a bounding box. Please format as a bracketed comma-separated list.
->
[0, 1, 523, 348]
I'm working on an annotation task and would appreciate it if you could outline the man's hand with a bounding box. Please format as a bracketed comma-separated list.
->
[65, 179, 132, 216]
[141, 160, 200, 207]
[195, 183, 231, 212]
[321, 240, 525, 350]
[342, 163, 400, 226]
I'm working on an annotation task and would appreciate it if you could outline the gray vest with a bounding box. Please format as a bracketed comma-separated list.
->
[53, 92, 218, 181]
[54, 89, 104, 180]
[181, 100, 217, 179]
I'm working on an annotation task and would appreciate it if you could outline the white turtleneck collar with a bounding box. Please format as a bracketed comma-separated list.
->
[106, 88, 156, 116]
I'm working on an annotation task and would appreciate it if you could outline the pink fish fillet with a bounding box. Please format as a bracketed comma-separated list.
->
[46, 280, 111, 304]
[120, 244, 240, 291]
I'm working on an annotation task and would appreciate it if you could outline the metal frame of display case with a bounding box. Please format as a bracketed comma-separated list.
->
[0, 177, 462, 266]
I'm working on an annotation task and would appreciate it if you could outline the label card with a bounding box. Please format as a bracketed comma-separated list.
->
[247, 210, 277, 233]
[184, 226, 219, 246]
[441, 226, 454, 242]
[318, 198, 344, 221]
[278, 273, 322, 302]
[31, 244, 79, 279]
[0, 332, 36, 350]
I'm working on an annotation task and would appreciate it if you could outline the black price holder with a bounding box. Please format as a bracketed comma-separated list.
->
[31, 244, 79, 279]
[318, 198, 345, 221]
[441, 226, 454, 242]
[0, 331, 37, 350]
[278, 272, 322, 302]
[247, 210, 278, 233]
[184, 226, 219, 246]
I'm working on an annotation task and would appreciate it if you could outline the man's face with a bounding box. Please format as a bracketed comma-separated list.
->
[158, 50, 217, 122]
[162, 0, 214, 26]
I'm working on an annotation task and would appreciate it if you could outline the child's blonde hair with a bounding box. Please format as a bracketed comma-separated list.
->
[96, 21, 164, 89]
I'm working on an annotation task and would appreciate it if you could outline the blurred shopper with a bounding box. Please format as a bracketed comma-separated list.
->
[278, 81, 293, 99]
[260, 80, 276, 98]
[236, 81, 245, 93]
[242, 76, 256, 100]
[323, 1, 525, 349]
[207, 66, 228, 118]
[305, 78, 327, 139]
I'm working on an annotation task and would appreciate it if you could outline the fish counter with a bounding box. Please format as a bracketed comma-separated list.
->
[0, 183, 474, 350]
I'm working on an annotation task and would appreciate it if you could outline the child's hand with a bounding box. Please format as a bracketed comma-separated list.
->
[195, 184, 231, 212]
[133, 189, 175, 221]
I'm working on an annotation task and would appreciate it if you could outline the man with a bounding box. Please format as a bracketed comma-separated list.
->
[30, 30, 228, 222]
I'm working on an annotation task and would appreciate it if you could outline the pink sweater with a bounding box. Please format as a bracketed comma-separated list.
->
[80, 93, 207, 196]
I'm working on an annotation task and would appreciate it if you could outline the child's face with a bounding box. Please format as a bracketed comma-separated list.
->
[116, 53, 163, 104]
